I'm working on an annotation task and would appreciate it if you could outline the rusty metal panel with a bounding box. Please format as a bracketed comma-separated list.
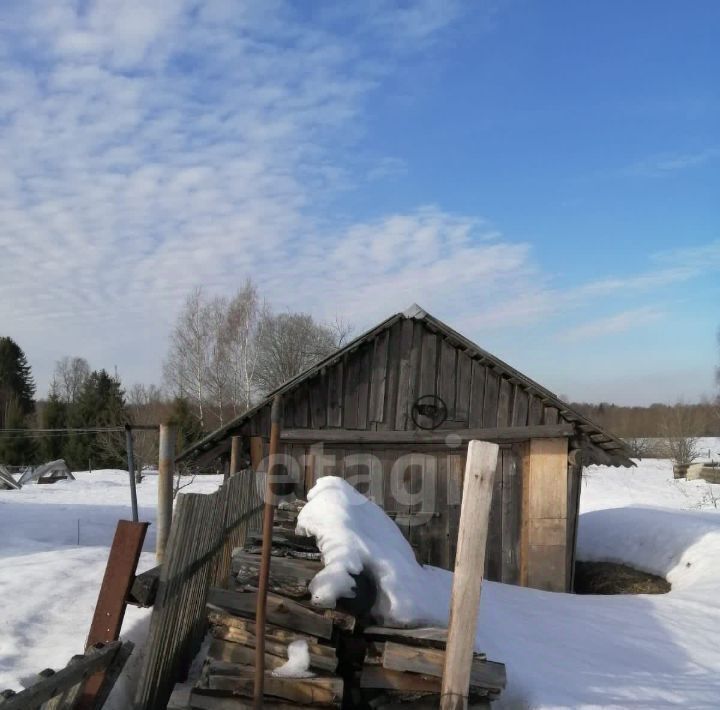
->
[79, 520, 148, 709]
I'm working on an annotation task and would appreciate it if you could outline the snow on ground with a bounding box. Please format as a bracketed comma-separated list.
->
[0, 469, 221, 706]
[300, 444, 720, 709]
[3, 439, 720, 708]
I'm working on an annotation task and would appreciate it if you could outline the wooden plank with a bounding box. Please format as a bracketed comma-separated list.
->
[437, 339, 456, 418]
[500, 447, 521, 585]
[483, 452, 503, 582]
[202, 672, 343, 706]
[369, 329, 390, 424]
[467, 362, 486, 427]
[80, 640, 134, 710]
[309, 372, 328, 429]
[394, 319, 416, 430]
[209, 630, 337, 672]
[207, 611, 320, 645]
[281, 424, 573, 445]
[418, 330, 438, 398]
[327, 361, 343, 427]
[356, 344, 371, 430]
[404, 322, 423, 430]
[363, 626, 449, 650]
[510, 386, 529, 427]
[382, 643, 505, 693]
[232, 551, 320, 597]
[567, 462, 582, 592]
[0, 643, 122, 710]
[127, 565, 161, 608]
[496, 379, 511, 428]
[378, 322, 401, 431]
[524, 437, 569, 592]
[360, 665, 440, 693]
[207, 589, 333, 639]
[454, 351, 472, 424]
[342, 354, 359, 429]
[481, 370, 500, 428]
[189, 692, 302, 710]
[211, 623, 335, 662]
[250, 436, 264, 472]
[441, 442, 500, 707]
[446, 453, 464, 567]
[543, 406, 559, 425]
[426, 452, 447, 568]
[528, 395, 544, 426]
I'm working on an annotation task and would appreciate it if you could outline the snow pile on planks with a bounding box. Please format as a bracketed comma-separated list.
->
[179, 495, 506, 708]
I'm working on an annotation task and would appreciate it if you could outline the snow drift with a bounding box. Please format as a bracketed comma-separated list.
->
[298, 474, 720, 709]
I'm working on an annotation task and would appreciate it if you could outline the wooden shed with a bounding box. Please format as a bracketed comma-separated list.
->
[178, 304, 633, 593]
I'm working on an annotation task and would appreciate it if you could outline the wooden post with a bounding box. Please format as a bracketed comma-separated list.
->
[125, 425, 139, 523]
[254, 396, 282, 709]
[156, 423, 176, 563]
[440, 440, 499, 710]
[229, 435, 242, 480]
[521, 437, 569, 591]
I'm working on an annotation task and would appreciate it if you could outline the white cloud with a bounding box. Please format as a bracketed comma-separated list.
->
[628, 147, 720, 176]
[559, 307, 665, 342]
[0, 0, 717, 402]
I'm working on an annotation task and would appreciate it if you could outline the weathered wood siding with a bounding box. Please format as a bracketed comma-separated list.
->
[243, 318, 561, 437]
[238, 317, 573, 589]
[281, 442, 524, 583]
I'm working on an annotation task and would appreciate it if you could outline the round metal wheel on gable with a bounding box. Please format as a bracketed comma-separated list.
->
[411, 394, 448, 430]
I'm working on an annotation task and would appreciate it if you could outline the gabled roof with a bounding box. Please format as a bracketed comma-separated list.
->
[178, 304, 634, 466]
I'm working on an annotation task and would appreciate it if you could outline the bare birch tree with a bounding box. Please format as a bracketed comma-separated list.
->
[52, 356, 90, 404]
[253, 312, 347, 394]
[223, 280, 263, 416]
[163, 287, 214, 430]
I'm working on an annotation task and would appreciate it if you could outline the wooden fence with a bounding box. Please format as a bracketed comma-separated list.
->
[133, 469, 262, 710]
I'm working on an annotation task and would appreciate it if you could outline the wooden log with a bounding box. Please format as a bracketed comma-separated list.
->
[441, 441, 499, 709]
[381, 643, 504, 693]
[280, 424, 573, 445]
[207, 589, 333, 639]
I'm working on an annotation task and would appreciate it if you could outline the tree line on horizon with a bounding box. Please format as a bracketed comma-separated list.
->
[1, 291, 719, 468]
[0, 279, 350, 468]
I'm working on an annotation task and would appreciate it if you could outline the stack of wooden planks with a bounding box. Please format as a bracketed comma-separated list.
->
[359, 626, 505, 708]
[174, 498, 506, 709]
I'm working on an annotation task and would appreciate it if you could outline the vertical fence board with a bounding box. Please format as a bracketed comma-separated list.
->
[133, 471, 262, 710]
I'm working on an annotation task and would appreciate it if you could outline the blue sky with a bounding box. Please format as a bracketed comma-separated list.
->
[0, 0, 718, 405]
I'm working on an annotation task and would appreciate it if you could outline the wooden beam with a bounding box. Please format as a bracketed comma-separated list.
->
[523, 438, 569, 592]
[441, 441, 499, 710]
[127, 565, 161, 608]
[0, 642, 125, 710]
[280, 424, 574, 445]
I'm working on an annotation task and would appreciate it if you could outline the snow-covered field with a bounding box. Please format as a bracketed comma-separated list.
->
[2, 439, 720, 708]
[0, 470, 222, 706]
